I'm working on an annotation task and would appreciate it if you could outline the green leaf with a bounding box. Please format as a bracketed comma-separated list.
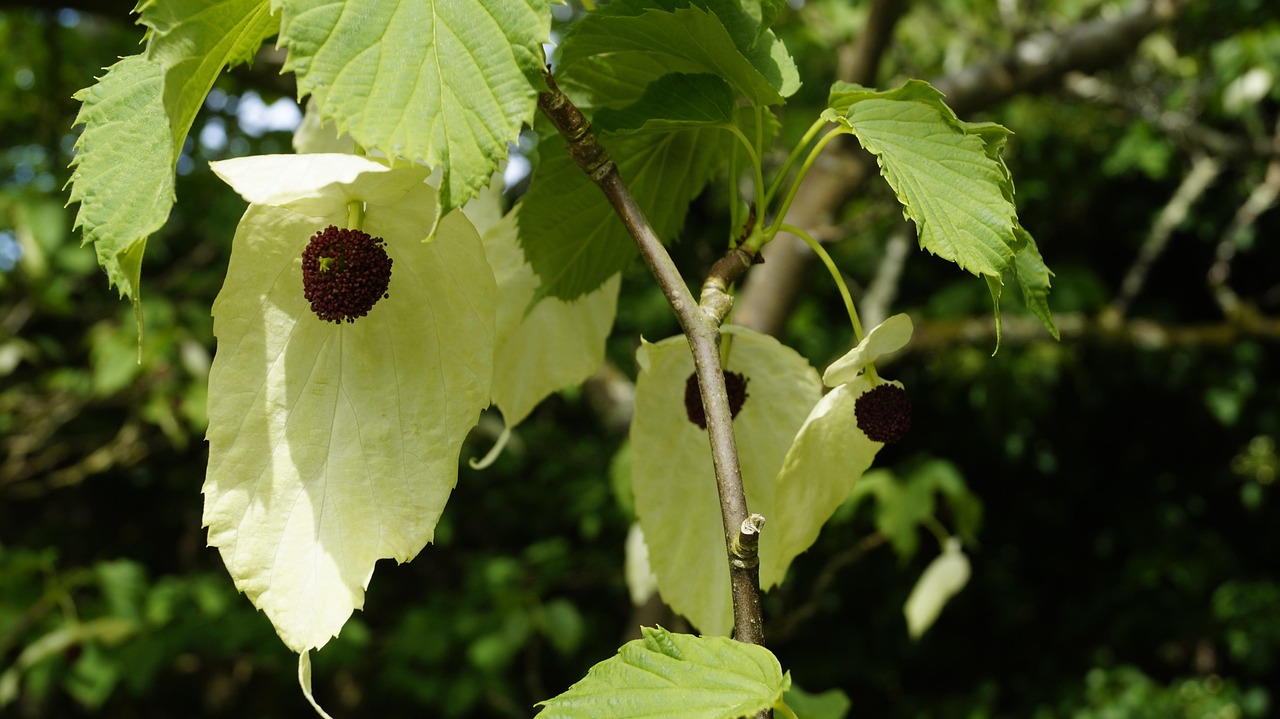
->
[848, 459, 980, 562]
[484, 208, 620, 426]
[518, 125, 727, 299]
[537, 626, 790, 719]
[631, 327, 821, 635]
[558, 1, 798, 109]
[277, 0, 548, 217]
[138, 0, 279, 162]
[781, 684, 851, 719]
[1010, 228, 1059, 339]
[826, 79, 1019, 279]
[67, 55, 173, 302]
[849, 469, 934, 561]
[204, 154, 495, 652]
[767, 376, 885, 588]
[595, 73, 736, 134]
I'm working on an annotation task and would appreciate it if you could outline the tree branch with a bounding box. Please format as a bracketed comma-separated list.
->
[537, 69, 766, 645]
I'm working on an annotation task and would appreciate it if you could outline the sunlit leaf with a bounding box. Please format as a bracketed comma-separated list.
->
[826, 80, 1019, 279]
[204, 154, 495, 652]
[537, 626, 790, 719]
[139, 0, 279, 161]
[277, 0, 548, 217]
[558, 0, 797, 108]
[67, 55, 172, 303]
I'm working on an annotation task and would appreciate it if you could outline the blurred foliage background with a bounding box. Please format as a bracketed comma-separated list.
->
[2, 1, 1279, 717]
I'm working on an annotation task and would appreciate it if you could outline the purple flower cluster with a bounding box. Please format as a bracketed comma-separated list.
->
[684, 370, 750, 430]
[855, 383, 911, 443]
[300, 226, 393, 323]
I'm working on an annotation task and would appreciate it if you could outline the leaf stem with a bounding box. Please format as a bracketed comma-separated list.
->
[782, 222, 879, 384]
[538, 69, 765, 645]
[758, 125, 849, 245]
[762, 116, 828, 210]
[782, 223, 864, 343]
[722, 122, 766, 222]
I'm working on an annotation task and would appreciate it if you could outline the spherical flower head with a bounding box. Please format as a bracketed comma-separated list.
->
[855, 382, 911, 443]
[301, 225, 393, 323]
[684, 370, 749, 430]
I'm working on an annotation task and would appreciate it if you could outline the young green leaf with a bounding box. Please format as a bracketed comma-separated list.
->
[594, 73, 737, 134]
[631, 327, 821, 636]
[204, 154, 495, 652]
[67, 55, 173, 303]
[781, 684, 851, 719]
[138, 0, 279, 163]
[557, 1, 798, 109]
[1011, 229, 1059, 339]
[277, 0, 549, 218]
[825, 80, 1019, 279]
[537, 626, 790, 719]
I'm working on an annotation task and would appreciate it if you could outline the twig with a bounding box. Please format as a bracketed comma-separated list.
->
[1208, 119, 1280, 318]
[537, 69, 766, 645]
[886, 312, 1280, 360]
[771, 532, 887, 643]
[1110, 154, 1222, 317]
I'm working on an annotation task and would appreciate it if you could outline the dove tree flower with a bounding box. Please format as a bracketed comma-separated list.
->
[203, 153, 496, 655]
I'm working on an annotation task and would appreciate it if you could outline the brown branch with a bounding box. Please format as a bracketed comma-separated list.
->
[931, 0, 1191, 117]
[885, 312, 1280, 360]
[537, 69, 765, 645]
[1208, 118, 1280, 318]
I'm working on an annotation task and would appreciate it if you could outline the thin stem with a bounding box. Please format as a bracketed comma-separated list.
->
[722, 122, 765, 222]
[781, 224, 863, 343]
[762, 116, 828, 209]
[782, 223, 879, 384]
[764, 126, 849, 241]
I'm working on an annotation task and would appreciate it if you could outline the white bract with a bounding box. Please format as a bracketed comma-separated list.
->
[203, 153, 495, 653]
[904, 537, 972, 638]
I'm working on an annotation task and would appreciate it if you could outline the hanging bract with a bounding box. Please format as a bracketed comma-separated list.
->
[203, 153, 496, 654]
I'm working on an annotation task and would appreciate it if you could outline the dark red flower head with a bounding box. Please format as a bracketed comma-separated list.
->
[684, 370, 749, 430]
[300, 225, 392, 324]
[855, 383, 911, 443]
